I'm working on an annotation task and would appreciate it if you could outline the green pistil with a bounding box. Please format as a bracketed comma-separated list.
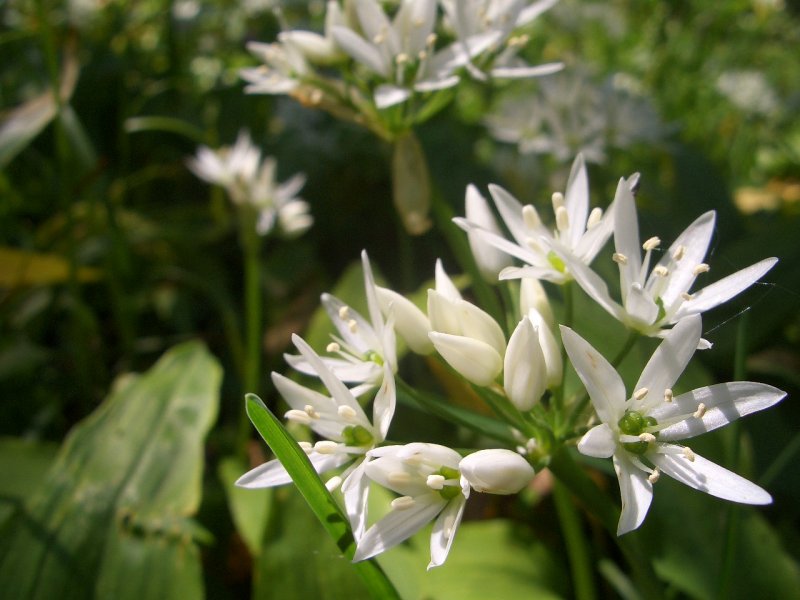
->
[547, 251, 566, 274]
[365, 351, 384, 366]
[618, 411, 658, 455]
[342, 425, 374, 447]
[655, 297, 666, 323]
[437, 466, 462, 500]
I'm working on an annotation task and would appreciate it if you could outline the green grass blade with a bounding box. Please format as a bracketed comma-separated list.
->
[244, 394, 401, 600]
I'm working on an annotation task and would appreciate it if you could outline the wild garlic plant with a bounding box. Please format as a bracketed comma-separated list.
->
[239, 156, 784, 569]
[242, 0, 563, 233]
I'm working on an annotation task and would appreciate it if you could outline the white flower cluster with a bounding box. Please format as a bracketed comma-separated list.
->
[237, 158, 784, 563]
[188, 130, 312, 237]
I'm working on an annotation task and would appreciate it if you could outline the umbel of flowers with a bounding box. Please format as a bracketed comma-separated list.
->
[241, 0, 563, 234]
[238, 158, 785, 568]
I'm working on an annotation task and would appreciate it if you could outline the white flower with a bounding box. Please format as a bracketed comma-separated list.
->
[236, 333, 396, 539]
[454, 154, 620, 284]
[286, 251, 397, 393]
[353, 443, 470, 569]
[188, 131, 312, 237]
[278, 1, 350, 65]
[241, 41, 310, 95]
[459, 448, 535, 494]
[555, 177, 778, 342]
[562, 315, 786, 535]
[331, 0, 461, 108]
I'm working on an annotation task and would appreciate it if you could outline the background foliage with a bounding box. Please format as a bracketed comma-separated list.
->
[1, 0, 799, 597]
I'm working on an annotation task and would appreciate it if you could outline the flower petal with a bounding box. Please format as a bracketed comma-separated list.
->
[564, 154, 588, 248]
[560, 326, 627, 423]
[236, 452, 349, 488]
[634, 315, 701, 410]
[331, 26, 388, 76]
[376, 286, 433, 354]
[429, 332, 503, 387]
[650, 445, 772, 504]
[612, 178, 642, 289]
[372, 362, 396, 441]
[342, 459, 370, 541]
[428, 494, 467, 569]
[578, 424, 617, 458]
[652, 382, 786, 441]
[353, 495, 446, 562]
[673, 257, 778, 321]
[614, 453, 653, 535]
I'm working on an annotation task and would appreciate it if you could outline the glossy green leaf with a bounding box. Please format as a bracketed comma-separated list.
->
[244, 394, 400, 600]
[0, 341, 221, 599]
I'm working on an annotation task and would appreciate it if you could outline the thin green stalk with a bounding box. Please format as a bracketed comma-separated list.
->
[238, 210, 264, 456]
[553, 282, 575, 429]
[717, 311, 749, 600]
[553, 481, 596, 600]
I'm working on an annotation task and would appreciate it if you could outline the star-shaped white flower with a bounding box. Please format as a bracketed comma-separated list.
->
[561, 315, 785, 535]
[556, 177, 777, 342]
[286, 251, 397, 394]
[237, 333, 395, 539]
[454, 154, 622, 284]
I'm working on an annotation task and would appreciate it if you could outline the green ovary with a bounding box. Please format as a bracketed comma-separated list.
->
[547, 251, 566, 274]
[618, 411, 658, 455]
[437, 466, 462, 500]
[342, 425, 374, 447]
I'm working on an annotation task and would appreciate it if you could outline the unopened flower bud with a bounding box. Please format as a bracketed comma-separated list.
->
[504, 317, 546, 411]
[460, 449, 535, 495]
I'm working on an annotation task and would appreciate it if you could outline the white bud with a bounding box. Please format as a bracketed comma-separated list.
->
[527, 308, 562, 388]
[428, 332, 503, 387]
[460, 449, 535, 495]
[504, 317, 546, 411]
[519, 278, 555, 328]
[464, 184, 512, 281]
[376, 286, 433, 355]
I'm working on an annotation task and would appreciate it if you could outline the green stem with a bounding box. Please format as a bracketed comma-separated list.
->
[553, 282, 575, 431]
[717, 311, 749, 599]
[553, 481, 596, 600]
[238, 209, 264, 456]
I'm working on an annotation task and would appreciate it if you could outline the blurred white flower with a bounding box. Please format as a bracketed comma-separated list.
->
[562, 316, 785, 535]
[716, 70, 779, 116]
[188, 130, 312, 237]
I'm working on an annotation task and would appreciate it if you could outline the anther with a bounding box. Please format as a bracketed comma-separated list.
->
[337, 405, 358, 420]
[338, 306, 350, 320]
[325, 476, 343, 492]
[664, 388, 673, 403]
[633, 387, 649, 401]
[395, 52, 410, 65]
[612, 252, 628, 265]
[525, 237, 543, 253]
[285, 409, 311, 424]
[298, 441, 313, 453]
[693, 263, 710, 275]
[314, 440, 338, 454]
[643, 236, 661, 251]
[391, 496, 415, 510]
[522, 204, 541, 229]
[648, 468, 661, 484]
[673, 245, 686, 261]
[653, 265, 669, 277]
[682, 446, 696, 462]
[304, 405, 320, 419]
[426, 474, 445, 490]
[551, 192, 565, 211]
[326, 342, 341, 353]
[426, 33, 437, 46]
[681, 292, 694, 301]
[693, 403, 707, 419]
[587, 207, 603, 229]
[639, 433, 656, 443]
[348, 319, 358, 333]
[555, 206, 570, 232]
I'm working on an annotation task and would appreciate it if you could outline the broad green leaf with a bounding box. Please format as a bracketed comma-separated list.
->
[0, 341, 221, 599]
[0, 247, 102, 287]
[0, 437, 58, 527]
[218, 456, 272, 558]
[244, 394, 400, 600]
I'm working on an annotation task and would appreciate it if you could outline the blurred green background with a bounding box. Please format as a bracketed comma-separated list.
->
[1, 0, 799, 597]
